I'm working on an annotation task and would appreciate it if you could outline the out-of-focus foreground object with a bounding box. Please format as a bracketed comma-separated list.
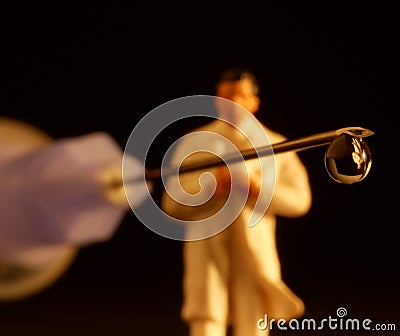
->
[0, 117, 130, 301]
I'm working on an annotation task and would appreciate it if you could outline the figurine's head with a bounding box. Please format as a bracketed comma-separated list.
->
[215, 67, 261, 123]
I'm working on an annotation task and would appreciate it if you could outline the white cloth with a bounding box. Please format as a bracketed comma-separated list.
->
[161, 118, 312, 335]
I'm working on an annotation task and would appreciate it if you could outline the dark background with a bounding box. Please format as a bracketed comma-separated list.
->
[0, 3, 396, 336]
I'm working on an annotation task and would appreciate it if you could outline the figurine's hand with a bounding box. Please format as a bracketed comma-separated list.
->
[213, 164, 260, 198]
[213, 166, 232, 197]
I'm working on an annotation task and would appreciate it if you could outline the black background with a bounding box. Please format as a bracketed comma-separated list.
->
[0, 2, 397, 336]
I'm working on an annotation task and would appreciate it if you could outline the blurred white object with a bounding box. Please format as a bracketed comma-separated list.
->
[0, 117, 148, 300]
[123, 154, 152, 209]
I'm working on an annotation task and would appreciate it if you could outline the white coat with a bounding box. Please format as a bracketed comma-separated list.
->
[161, 117, 312, 335]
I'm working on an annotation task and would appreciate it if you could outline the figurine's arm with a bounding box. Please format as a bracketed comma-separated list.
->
[268, 150, 312, 217]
